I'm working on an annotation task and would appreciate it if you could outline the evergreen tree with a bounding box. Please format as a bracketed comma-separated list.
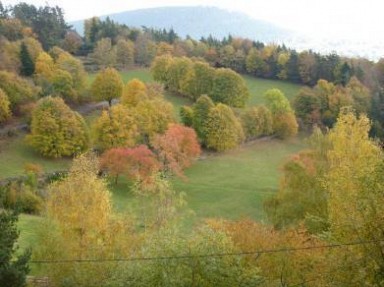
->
[19, 42, 35, 76]
[0, 210, 31, 287]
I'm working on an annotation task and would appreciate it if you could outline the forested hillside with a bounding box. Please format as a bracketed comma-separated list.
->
[71, 6, 292, 43]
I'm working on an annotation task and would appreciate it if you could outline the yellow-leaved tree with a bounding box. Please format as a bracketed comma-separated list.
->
[205, 103, 244, 151]
[133, 99, 175, 144]
[27, 97, 89, 158]
[92, 104, 138, 151]
[91, 67, 123, 106]
[34, 154, 135, 286]
[0, 88, 11, 124]
[325, 109, 384, 285]
[121, 78, 148, 107]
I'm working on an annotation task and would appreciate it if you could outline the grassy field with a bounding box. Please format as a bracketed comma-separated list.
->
[108, 137, 305, 223]
[243, 75, 303, 105]
[4, 69, 305, 253]
[0, 136, 71, 178]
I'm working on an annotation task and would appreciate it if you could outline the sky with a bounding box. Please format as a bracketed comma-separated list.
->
[3, 0, 384, 40]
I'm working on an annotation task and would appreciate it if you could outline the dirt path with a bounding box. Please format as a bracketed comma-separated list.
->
[0, 100, 110, 137]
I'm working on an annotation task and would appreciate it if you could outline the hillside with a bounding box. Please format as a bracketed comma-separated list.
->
[71, 6, 292, 43]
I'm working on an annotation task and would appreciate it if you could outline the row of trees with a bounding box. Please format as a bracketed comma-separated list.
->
[180, 90, 298, 151]
[151, 55, 249, 107]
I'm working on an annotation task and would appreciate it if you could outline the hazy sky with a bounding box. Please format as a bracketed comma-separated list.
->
[3, 0, 384, 40]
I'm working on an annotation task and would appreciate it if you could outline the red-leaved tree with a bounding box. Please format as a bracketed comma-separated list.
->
[152, 124, 201, 177]
[100, 145, 160, 184]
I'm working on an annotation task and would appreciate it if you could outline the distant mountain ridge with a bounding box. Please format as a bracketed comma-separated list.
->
[71, 6, 293, 44]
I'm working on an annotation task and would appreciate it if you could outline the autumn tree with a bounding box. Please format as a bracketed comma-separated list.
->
[246, 48, 267, 77]
[180, 61, 215, 100]
[91, 37, 116, 68]
[264, 143, 329, 231]
[166, 56, 193, 93]
[115, 39, 134, 69]
[92, 104, 138, 151]
[56, 51, 87, 97]
[134, 33, 157, 66]
[265, 89, 298, 139]
[152, 124, 201, 177]
[324, 110, 384, 285]
[293, 87, 322, 129]
[133, 99, 175, 144]
[241, 105, 273, 140]
[210, 68, 249, 107]
[61, 30, 82, 54]
[91, 67, 123, 106]
[0, 88, 11, 124]
[34, 52, 55, 94]
[34, 154, 132, 286]
[205, 103, 244, 151]
[27, 97, 89, 158]
[151, 55, 172, 87]
[121, 78, 148, 107]
[51, 69, 76, 101]
[346, 76, 371, 114]
[0, 70, 38, 113]
[100, 145, 160, 184]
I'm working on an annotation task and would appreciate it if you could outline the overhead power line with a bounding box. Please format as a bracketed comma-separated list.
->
[29, 239, 384, 264]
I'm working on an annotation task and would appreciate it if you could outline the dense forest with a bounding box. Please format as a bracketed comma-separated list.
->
[1, 2, 384, 287]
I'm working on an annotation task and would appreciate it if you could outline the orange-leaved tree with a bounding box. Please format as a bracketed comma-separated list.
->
[152, 124, 201, 177]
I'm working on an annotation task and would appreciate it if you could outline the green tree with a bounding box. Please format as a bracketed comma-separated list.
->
[51, 69, 76, 102]
[192, 95, 215, 143]
[92, 104, 138, 151]
[241, 105, 273, 140]
[265, 89, 298, 139]
[19, 42, 34, 76]
[0, 210, 31, 287]
[27, 97, 89, 158]
[205, 103, 244, 151]
[210, 68, 249, 107]
[91, 67, 123, 106]
[180, 61, 215, 101]
[180, 106, 194, 127]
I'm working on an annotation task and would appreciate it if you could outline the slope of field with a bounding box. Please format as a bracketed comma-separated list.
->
[7, 70, 305, 252]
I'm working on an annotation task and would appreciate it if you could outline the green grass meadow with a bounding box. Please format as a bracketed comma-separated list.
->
[2, 69, 305, 252]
